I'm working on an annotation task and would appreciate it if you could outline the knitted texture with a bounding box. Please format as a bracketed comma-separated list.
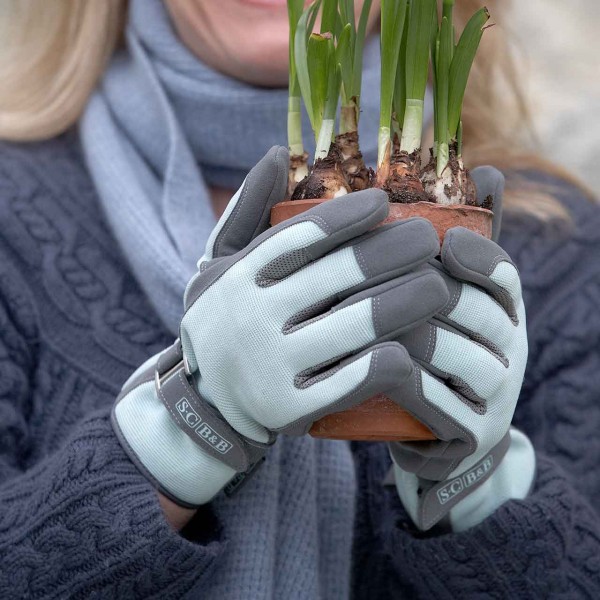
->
[0, 135, 599, 599]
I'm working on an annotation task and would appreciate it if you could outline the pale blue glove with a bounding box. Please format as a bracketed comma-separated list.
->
[112, 147, 449, 507]
[388, 168, 536, 531]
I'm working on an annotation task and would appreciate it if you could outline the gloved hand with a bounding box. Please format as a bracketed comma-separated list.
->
[112, 146, 449, 508]
[388, 167, 536, 532]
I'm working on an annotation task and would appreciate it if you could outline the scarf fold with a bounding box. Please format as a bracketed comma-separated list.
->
[79, 1, 380, 598]
[80, 0, 382, 335]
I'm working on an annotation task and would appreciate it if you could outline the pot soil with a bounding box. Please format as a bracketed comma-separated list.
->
[270, 198, 493, 441]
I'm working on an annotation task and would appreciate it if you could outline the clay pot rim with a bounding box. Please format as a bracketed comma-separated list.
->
[275, 198, 493, 216]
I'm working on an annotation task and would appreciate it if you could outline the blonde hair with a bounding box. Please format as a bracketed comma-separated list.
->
[0, 0, 591, 218]
[0, 0, 125, 141]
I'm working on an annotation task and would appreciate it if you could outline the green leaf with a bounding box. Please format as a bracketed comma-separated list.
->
[352, 0, 373, 101]
[436, 16, 452, 147]
[379, 0, 408, 131]
[287, 0, 305, 97]
[320, 0, 338, 35]
[447, 7, 490, 137]
[308, 32, 331, 136]
[294, 4, 315, 127]
[405, 0, 437, 102]
[336, 23, 353, 104]
[392, 9, 410, 132]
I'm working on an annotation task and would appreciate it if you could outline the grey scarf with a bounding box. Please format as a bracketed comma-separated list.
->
[80, 0, 381, 335]
[79, 1, 387, 598]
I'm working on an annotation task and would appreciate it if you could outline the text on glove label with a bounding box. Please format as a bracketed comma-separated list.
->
[436, 455, 493, 505]
[175, 398, 233, 454]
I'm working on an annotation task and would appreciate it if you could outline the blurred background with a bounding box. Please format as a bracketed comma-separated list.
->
[512, 0, 600, 189]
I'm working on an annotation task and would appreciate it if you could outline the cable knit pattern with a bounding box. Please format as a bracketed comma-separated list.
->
[0, 134, 599, 598]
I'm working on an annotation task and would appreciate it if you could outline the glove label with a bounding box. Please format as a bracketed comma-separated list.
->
[436, 455, 493, 505]
[176, 398, 233, 454]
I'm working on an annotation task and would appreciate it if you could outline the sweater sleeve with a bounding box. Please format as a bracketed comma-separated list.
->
[0, 277, 223, 598]
[352, 181, 600, 598]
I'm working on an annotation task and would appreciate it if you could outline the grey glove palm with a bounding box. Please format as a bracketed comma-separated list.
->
[113, 147, 449, 507]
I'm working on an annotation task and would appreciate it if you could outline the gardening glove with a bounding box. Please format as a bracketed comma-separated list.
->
[113, 146, 450, 508]
[388, 167, 536, 532]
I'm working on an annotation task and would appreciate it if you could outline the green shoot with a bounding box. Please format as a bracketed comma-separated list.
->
[337, 0, 373, 134]
[399, 0, 436, 154]
[378, 0, 408, 169]
[287, 0, 305, 157]
[447, 7, 490, 139]
[435, 16, 452, 176]
[392, 13, 409, 137]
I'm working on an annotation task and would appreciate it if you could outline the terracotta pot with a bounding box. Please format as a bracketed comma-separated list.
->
[270, 198, 493, 441]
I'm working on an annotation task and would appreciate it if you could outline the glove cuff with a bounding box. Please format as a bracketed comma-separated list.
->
[393, 432, 511, 531]
[112, 341, 272, 507]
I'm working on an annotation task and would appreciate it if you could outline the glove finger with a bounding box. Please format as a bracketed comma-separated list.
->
[397, 319, 507, 407]
[436, 275, 516, 355]
[470, 166, 505, 242]
[273, 342, 414, 436]
[288, 269, 448, 373]
[387, 364, 512, 479]
[203, 145, 289, 260]
[243, 188, 389, 279]
[440, 227, 522, 322]
[273, 217, 440, 317]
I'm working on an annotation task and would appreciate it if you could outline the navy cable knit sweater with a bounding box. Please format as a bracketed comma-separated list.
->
[0, 133, 599, 598]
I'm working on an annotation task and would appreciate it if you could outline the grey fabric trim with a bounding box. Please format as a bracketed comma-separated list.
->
[157, 362, 272, 472]
[441, 228, 519, 324]
[470, 166, 505, 243]
[212, 146, 288, 259]
[351, 217, 440, 282]
[278, 342, 413, 436]
[387, 365, 476, 481]
[416, 431, 512, 530]
[256, 247, 312, 287]
[282, 296, 337, 334]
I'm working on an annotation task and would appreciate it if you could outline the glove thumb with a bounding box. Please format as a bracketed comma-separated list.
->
[202, 146, 289, 261]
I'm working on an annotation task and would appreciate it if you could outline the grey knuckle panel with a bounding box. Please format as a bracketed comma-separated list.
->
[352, 218, 440, 281]
[213, 146, 288, 258]
[417, 431, 511, 530]
[309, 189, 388, 241]
[395, 322, 438, 364]
[157, 364, 271, 472]
[372, 271, 449, 339]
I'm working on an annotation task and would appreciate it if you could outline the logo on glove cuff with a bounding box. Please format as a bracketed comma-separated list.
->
[175, 398, 233, 454]
[436, 455, 494, 505]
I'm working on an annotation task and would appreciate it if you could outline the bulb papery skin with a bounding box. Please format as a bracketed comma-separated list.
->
[377, 126, 391, 169]
[421, 148, 477, 206]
